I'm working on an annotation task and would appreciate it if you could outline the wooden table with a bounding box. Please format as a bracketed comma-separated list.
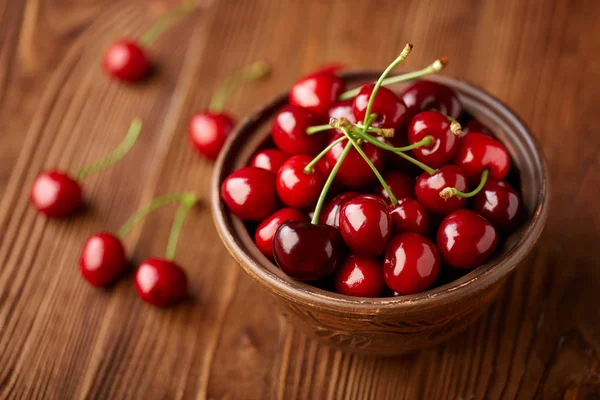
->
[1, 0, 599, 398]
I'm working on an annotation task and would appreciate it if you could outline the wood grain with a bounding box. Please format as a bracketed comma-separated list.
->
[0, 0, 599, 399]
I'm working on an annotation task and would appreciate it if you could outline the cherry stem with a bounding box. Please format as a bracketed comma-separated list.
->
[303, 136, 346, 174]
[339, 57, 448, 100]
[306, 123, 393, 137]
[165, 193, 198, 260]
[117, 192, 196, 239]
[440, 169, 489, 199]
[139, 0, 198, 47]
[74, 118, 142, 181]
[209, 61, 270, 112]
[430, 109, 463, 135]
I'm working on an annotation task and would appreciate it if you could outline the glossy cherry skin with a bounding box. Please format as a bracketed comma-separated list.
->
[454, 132, 510, 185]
[319, 192, 360, 228]
[334, 255, 385, 298]
[221, 167, 277, 221]
[188, 111, 235, 160]
[353, 84, 408, 129]
[339, 195, 392, 257]
[416, 165, 469, 216]
[463, 119, 492, 136]
[276, 155, 325, 208]
[271, 105, 326, 156]
[134, 258, 188, 307]
[383, 232, 440, 295]
[254, 208, 307, 258]
[376, 170, 415, 204]
[79, 233, 127, 287]
[472, 180, 521, 233]
[390, 198, 431, 236]
[325, 134, 385, 189]
[436, 210, 498, 269]
[249, 148, 288, 174]
[408, 111, 458, 168]
[102, 39, 151, 82]
[273, 221, 344, 281]
[327, 99, 356, 137]
[30, 170, 83, 218]
[289, 71, 346, 118]
[401, 80, 462, 120]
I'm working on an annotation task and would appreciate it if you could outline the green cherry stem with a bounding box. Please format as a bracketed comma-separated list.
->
[440, 169, 489, 199]
[74, 118, 143, 181]
[339, 57, 448, 100]
[303, 136, 346, 174]
[165, 193, 198, 260]
[139, 0, 198, 47]
[306, 123, 393, 137]
[209, 61, 270, 112]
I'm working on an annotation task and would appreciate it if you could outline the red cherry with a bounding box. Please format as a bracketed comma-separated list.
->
[416, 165, 469, 216]
[401, 80, 462, 120]
[463, 119, 492, 136]
[30, 171, 83, 218]
[352, 84, 408, 129]
[276, 155, 325, 208]
[271, 105, 326, 156]
[221, 167, 277, 221]
[249, 148, 288, 174]
[339, 194, 392, 257]
[472, 180, 521, 233]
[325, 134, 385, 189]
[383, 232, 440, 295]
[376, 170, 415, 203]
[289, 71, 346, 118]
[454, 132, 510, 184]
[334, 255, 385, 297]
[319, 192, 360, 228]
[408, 111, 458, 168]
[436, 210, 498, 269]
[327, 99, 356, 137]
[134, 258, 188, 307]
[273, 221, 344, 281]
[188, 111, 235, 160]
[102, 39, 151, 82]
[390, 198, 431, 236]
[254, 208, 307, 258]
[79, 233, 127, 287]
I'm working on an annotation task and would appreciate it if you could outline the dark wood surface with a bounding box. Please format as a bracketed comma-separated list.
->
[0, 0, 599, 398]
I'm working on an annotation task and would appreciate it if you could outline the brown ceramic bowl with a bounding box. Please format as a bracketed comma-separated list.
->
[211, 71, 549, 356]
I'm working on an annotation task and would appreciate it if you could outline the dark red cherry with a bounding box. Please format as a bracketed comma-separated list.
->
[134, 258, 188, 307]
[30, 170, 83, 218]
[334, 255, 385, 297]
[319, 192, 360, 228]
[436, 210, 498, 269]
[408, 111, 458, 168]
[383, 232, 440, 295]
[416, 165, 469, 216]
[276, 155, 325, 208]
[472, 180, 521, 233]
[273, 221, 344, 281]
[401, 80, 462, 120]
[249, 148, 288, 174]
[188, 111, 235, 160]
[221, 167, 277, 221]
[390, 198, 431, 236]
[325, 134, 385, 189]
[384, 133, 419, 173]
[463, 119, 492, 135]
[254, 208, 307, 258]
[102, 39, 151, 82]
[289, 71, 346, 118]
[339, 194, 392, 257]
[271, 105, 326, 156]
[376, 170, 415, 203]
[79, 233, 127, 287]
[352, 84, 408, 129]
[454, 132, 510, 185]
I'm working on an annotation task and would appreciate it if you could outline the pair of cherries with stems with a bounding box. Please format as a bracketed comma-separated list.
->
[80, 192, 197, 307]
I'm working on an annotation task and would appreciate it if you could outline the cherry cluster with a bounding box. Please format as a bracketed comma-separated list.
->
[221, 45, 522, 298]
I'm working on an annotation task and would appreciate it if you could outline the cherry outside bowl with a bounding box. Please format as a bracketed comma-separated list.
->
[211, 71, 549, 356]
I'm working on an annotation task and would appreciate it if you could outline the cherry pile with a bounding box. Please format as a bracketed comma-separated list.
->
[221, 45, 523, 298]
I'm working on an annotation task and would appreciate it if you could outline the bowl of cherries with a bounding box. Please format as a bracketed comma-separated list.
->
[212, 47, 549, 356]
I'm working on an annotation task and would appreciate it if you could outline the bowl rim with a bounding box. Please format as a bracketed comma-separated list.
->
[211, 70, 550, 314]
